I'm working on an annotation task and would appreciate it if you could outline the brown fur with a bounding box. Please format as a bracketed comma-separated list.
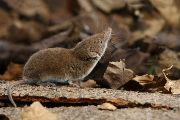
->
[8, 27, 112, 107]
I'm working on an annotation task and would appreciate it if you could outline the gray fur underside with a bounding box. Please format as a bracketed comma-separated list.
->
[24, 79, 69, 85]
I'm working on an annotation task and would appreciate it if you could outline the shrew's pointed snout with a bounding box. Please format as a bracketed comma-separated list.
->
[103, 27, 112, 41]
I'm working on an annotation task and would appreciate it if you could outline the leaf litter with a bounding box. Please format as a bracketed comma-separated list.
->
[0, 0, 179, 118]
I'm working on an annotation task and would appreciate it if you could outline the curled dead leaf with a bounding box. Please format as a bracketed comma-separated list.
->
[9, 20, 45, 43]
[133, 74, 154, 86]
[159, 49, 180, 69]
[110, 49, 150, 74]
[0, 9, 12, 38]
[78, 0, 94, 12]
[155, 32, 180, 49]
[0, 63, 23, 81]
[4, 0, 50, 19]
[162, 66, 180, 94]
[150, 0, 180, 28]
[91, 0, 125, 13]
[128, 74, 167, 93]
[129, 11, 165, 44]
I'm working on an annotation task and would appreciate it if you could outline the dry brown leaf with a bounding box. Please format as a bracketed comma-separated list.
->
[150, 0, 180, 28]
[21, 101, 58, 120]
[155, 32, 180, 49]
[0, 63, 23, 81]
[78, 0, 94, 12]
[79, 11, 109, 35]
[4, 0, 50, 19]
[0, 114, 9, 120]
[110, 49, 150, 74]
[127, 74, 167, 93]
[163, 66, 180, 94]
[44, 0, 73, 24]
[81, 79, 97, 88]
[9, 20, 45, 43]
[0, 7, 45, 43]
[103, 60, 134, 89]
[97, 103, 117, 111]
[159, 49, 180, 69]
[129, 11, 165, 44]
[133, 74, 154, 86]
[111, 14, 132, 32]
[0, 9, 12, 38]
[125, 0, 145, 9]
[91, 0, 126, 13]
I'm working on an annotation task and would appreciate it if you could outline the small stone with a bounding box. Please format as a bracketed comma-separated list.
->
[103, 60, 134, 89]
[97, 103, 117, 111]
[21, 101, 58, 120]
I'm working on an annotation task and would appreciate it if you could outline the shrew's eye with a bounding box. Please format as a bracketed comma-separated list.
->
[83, 56, 98, 61]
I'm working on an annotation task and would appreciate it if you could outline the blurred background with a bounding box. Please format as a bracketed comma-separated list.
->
[0, 0, 179, 86]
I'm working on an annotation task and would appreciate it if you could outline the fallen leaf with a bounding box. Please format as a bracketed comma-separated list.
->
[0, 114, 9, 120]
[155, 31, 180, 49]
[163, 66, 180, 94]
[103, 60, 134, 89]
[9, 20, 45, 43]
[44, 0, 73, 24]
[129, 11, 165, 44]
[91, 0, 126, 13]
[150, 0, 180, 28]
[0, 9, 12, 38]
[124, 74, 167, 93]
[78, 0, 94, 12]
[97, 102, 117, 111]
[133, 74, 154, 86]
[0, 63, 23, 81]
[111, 49, 150, 74]
[21, 101, 58, 120]
[4, 0, 50, 19]
[80, 11, 109, 35]
[159, 49, 180, 69]
[125, 0, 145, 9]
[81, 79, 97, 88]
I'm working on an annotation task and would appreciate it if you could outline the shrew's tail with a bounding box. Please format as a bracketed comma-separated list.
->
[8, 80, 26, 107]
